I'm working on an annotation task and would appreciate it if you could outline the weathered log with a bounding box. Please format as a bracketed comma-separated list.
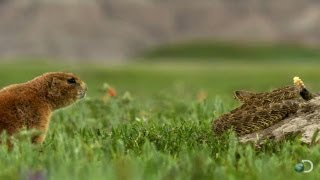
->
[239, 96, 320, 144]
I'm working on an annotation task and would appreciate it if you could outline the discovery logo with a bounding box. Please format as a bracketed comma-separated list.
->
[294, 160, 313, 173]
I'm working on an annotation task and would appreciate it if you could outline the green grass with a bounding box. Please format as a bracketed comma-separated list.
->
[142, 41, 320, 61]
[1, 60, 320, 179]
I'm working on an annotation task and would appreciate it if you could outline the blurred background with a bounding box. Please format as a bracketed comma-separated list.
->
[0, 0, 320, 99]
[2, 2, 320, 179]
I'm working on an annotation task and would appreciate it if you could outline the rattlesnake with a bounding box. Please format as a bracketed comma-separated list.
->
[212, 77, 315, 136]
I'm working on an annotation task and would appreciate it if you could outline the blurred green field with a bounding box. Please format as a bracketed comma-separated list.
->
[142, 41, 320, 61]
[1, 60, 320, 98]
[1, 57, 320, 179]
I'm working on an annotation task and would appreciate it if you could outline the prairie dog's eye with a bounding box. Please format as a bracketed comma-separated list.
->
[67, 78, 76, 84]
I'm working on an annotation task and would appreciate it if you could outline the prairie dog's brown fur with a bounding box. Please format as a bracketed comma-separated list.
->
[0, 72, 87, 145]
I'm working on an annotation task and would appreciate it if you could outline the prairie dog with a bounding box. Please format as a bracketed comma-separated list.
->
[0, 72, 87, 145]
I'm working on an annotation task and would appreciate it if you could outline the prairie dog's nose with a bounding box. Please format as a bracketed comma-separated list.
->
[78, 82, 87, 98]
[80, 81, 87, 91]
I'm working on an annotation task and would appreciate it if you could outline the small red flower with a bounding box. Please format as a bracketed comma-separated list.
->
[108, 87, 117, 97]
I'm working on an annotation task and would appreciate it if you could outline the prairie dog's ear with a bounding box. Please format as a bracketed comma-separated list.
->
[48, 77, 63, 94]
[234, 90, 256, 102]
[47, 77, 62, 98]
[48, 77, 58, 89]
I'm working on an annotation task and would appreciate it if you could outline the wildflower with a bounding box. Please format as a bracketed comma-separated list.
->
[101, 83, 117, 102]
[108, 87, 117, 97]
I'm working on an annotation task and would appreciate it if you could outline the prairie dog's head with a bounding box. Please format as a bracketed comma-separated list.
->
[39, 72, 87, 109]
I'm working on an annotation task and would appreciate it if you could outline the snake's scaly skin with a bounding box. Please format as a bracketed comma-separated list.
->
[212, 84, 314, 136]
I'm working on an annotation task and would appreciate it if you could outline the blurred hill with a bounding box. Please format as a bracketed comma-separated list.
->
[0, 0, 320, 61]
